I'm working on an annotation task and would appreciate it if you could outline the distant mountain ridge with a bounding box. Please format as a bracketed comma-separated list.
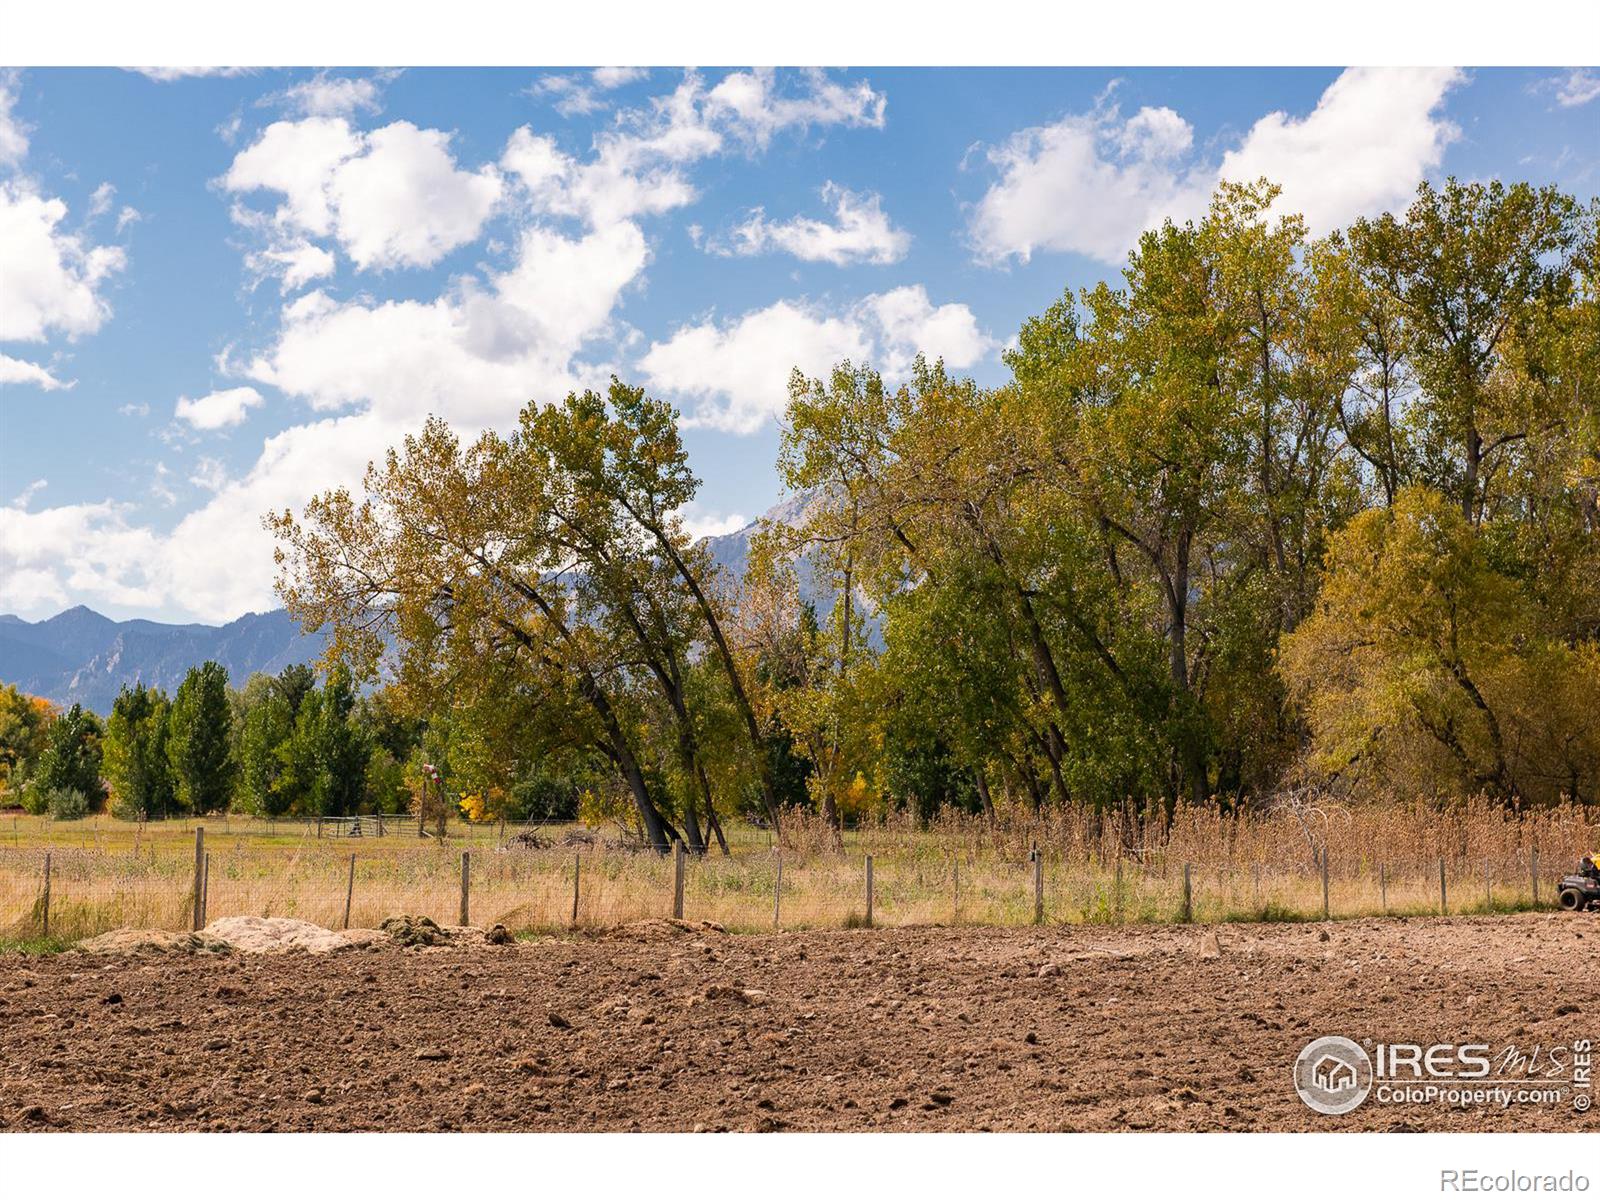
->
[0, 606, 335, 715]
[1, 494, 827, 714]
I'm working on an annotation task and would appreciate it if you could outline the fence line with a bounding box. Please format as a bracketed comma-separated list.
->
[3, 837, 1590, 943]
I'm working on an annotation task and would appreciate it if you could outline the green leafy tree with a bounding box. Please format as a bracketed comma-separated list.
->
[237, 680, 295, 816]
[167, 662, 236, 814]
[0, 685, 52, 799]
[1349, 179, 1582, 521]
[1281, 487, 1600, 802]
[290, 666, 368, 817]
[26, 703, 105, 815]
[102, 683, 176, 819]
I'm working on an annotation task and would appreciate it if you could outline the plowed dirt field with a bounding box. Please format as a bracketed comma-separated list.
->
[2, 913, 1594, 1131]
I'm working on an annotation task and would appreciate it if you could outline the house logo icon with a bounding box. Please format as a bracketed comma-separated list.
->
[1313, 1055, 1357, 1092]
[1294, 1036, 1373, 1115]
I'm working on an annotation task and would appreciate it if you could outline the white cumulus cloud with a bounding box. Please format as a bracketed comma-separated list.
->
[503, 69, 890, 231]
[174, 385, 264, 430]
[246, 240, 336, 292]
[269, 72, 388, 119]
[706, 182, 909, 266]
[531, 66, 648, 118]
[641, 285, 995, 435]
[969, 67, 1465, 265]
[705, 68, 886, 149]
[0, 499, 169, 614]
[0, 71, 28, 168]
[0, 352, 69, 389]
[0, 182, 128, 342]
[223, 117, 503, 272]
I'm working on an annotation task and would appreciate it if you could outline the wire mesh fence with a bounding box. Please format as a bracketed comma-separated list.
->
[2, 820, 1591, 942]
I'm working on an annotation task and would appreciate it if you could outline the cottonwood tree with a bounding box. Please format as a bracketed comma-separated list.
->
[1349, 179, 1583, 522]
[275, 415, 692, 851]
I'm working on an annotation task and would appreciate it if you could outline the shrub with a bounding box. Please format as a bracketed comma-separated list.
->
[19, 779, 47, 815]
[45, 786, 89, 821]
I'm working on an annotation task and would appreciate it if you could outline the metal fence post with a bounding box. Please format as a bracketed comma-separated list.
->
[1532, 847, 1540, 908]
[343, 853, 356, 930]
[201, 852, 210, 928]
[1439, 857, 1448, 915]
[459, 850, 470, 926]
[1380, 863, 1388, 915]
[1182, 861, 1193, 923]
[864, 854, 874, 928]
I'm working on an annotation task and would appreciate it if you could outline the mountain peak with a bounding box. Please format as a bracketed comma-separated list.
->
[0, 607, 329, 714]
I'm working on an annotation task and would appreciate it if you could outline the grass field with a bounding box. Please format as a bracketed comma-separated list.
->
[3, 796, 1594, 943]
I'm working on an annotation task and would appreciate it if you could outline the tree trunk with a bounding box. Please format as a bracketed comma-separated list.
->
[1464, 425, 1481, 522]
[973, 764, 996, 822]
[646, 526, 784, 832]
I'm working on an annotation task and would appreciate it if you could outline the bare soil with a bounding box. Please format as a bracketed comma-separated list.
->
[1, 913, 1595, 1132]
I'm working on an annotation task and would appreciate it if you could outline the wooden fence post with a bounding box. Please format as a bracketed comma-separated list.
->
[1033, 850, 1044, 925]
[1182, 861, 1193, 924]
[1321, 848, 1330, 920]
[1380, 863, 1388, 915]
[773, 853, 782, 930]
[1439, 857, 1448, 915]
[672, 841, 686, 920]
[1531, 847, 1540, 908]
[41, 852, 51, 938]
[343, 854, 356, 930]
[570, 853, 580, 926]
[864, 854, 874, 928]
[192, 827, 205, 932]
[459, 850, 470, 926]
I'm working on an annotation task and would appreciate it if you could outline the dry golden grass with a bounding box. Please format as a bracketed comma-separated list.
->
[1, 795, 1593, 942]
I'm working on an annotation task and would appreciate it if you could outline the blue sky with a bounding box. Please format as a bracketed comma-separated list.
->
[1, 65, 1597, 624]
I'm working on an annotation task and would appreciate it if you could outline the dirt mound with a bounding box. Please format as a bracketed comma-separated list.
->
[76, 928, 233, 956]
[205, 917, 383, 954]
[380, 915, 449, 946]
